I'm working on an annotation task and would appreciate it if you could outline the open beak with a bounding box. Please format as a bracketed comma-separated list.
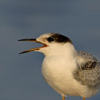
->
[18, 39, 48, 54]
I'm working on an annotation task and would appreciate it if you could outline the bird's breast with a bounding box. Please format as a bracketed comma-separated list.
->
[42, 56, 76, 80]
[41, 56, 98, 97]
[41, 56, 80, 95]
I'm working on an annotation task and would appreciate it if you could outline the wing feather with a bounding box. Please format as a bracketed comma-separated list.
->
[74, 51, 100, 88]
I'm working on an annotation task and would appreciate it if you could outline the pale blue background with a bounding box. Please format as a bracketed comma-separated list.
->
[0, 0, 100, 100]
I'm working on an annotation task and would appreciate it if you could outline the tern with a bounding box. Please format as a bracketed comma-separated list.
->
[19, 33, 100, 100]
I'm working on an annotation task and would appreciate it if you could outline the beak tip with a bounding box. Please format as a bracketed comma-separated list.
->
[19, 52, 23, 54]
[18, 39, 23, 41]
[18, 39, 36, 42]
[19, 52, 24, 54]
[18, 39, 26, 41]
[19, 50, 31, 55]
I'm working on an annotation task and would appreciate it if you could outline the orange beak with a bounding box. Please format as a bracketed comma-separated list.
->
[18, 39, 48, 54]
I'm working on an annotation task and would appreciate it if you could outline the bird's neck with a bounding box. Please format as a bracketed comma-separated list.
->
[43, 43, 77, 73]
[45, 43, 77, 57]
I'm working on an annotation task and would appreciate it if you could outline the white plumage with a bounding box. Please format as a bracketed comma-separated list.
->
[19, 33, 100, 100]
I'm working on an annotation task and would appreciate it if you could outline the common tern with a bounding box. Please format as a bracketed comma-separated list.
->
[19, 33, 100, 100]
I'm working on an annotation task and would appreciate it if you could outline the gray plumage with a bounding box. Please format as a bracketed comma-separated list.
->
[74, 51, 100, 89]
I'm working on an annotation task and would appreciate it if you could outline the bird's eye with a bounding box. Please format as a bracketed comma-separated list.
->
[47, 37, 54, 42]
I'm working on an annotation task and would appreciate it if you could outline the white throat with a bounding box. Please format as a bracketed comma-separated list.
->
[40, 42, 77, 58]
[42, 43, 78, 73]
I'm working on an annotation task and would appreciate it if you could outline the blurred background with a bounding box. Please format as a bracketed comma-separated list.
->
[0, 0, 100, 100]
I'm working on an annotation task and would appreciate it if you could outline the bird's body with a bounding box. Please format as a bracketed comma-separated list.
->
[42, 51, 99, 98]
[19, 33, 100, 100]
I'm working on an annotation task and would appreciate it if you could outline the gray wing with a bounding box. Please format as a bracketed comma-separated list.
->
[74, 51, 100, 88]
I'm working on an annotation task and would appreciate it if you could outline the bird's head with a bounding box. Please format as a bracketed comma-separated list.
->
[19, 33, 74, 56]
